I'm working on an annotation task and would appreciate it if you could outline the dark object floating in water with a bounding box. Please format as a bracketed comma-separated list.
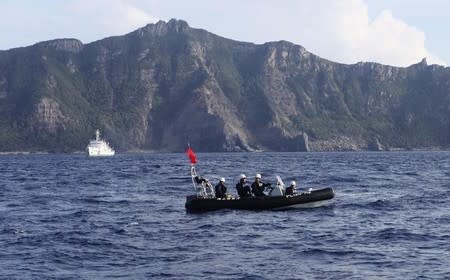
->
[185, 187, 335, 212]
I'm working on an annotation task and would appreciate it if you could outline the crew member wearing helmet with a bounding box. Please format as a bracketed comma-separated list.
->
[251, 173, 270, 197]
[286, 181, 297, 196]
[215, 177, 228, 198]
[236, 174, 252, 197]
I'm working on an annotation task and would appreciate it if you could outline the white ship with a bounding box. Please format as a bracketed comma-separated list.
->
[87, 129, 115, 157]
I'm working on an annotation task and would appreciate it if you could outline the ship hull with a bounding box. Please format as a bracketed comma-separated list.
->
[87, 147, 115, 157]
[185, 187, 335, 212]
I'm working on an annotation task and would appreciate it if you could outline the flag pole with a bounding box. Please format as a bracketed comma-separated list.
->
[186, 145, 199, 194]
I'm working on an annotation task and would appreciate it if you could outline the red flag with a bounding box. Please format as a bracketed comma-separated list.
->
[186, 147, 197, 164]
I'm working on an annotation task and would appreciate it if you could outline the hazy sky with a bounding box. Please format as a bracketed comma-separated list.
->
[0, 0, 448, 67]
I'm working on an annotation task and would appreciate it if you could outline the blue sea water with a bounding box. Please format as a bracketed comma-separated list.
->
[1, 152, 450, 279]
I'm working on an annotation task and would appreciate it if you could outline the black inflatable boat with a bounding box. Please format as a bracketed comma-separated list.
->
[185, 187, 335, 212]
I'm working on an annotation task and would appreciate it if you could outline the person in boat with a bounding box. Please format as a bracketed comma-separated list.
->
[285, 180, 297, 196]
[215, 177, 228, 198]
[251, 173, 270, 197]
[236, 174, 252, 197]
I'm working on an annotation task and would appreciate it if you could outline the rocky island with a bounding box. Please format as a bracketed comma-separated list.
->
[0, 19, 449, 152]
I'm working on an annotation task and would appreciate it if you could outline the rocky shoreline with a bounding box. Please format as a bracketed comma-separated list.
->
[1, 147, 449, 155]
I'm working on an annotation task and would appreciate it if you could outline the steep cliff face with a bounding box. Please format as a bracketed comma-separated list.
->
[0, 19, 449, 152]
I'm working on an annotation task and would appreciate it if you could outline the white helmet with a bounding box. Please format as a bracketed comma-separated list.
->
[255, 173, 262, 179]
[291, 181, 296, 186]
[220, 177, 226, 182]
[240, 174, 246, 179]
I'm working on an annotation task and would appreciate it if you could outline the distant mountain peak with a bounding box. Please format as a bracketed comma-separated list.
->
[167, 18, 189, 27]
[420, 57, 428, 65]
[35, 39, 84, 53]
[138, 18, 190, 37]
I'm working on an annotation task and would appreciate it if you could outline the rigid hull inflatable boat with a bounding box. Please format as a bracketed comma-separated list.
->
[185, 187, 335, 212]
[184, 155, 335, 212]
